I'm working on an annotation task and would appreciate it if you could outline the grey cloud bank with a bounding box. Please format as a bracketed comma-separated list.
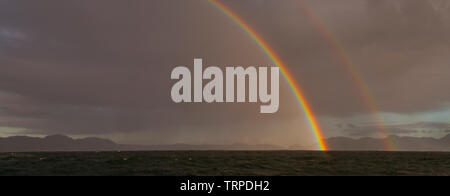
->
[0, 0, 449, 146]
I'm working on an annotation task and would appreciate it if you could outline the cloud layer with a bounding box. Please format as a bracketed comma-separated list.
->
[0, 0, 449, 145]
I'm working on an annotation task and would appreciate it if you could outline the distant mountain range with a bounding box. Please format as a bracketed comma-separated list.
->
[0, 135, 284, 152]
[326, 134, 450, 151]
[0, 135, 118, 152]
[1, 134, 449, 152]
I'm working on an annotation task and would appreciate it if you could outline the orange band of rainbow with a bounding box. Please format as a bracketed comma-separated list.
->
[296, 0, 394, 150]
[207, 0, 328, 151]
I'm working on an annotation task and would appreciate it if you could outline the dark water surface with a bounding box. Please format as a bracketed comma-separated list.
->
[0, 151, 449, 176]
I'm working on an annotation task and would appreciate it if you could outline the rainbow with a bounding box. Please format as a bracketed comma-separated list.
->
[207, 0, 328, 151]
[296, 0, 395, 151]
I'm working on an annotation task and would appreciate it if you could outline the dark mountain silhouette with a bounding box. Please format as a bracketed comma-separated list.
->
[1, 134, 450, 152]
[442, 134, 450, 143]
[326, 134, 450, 151]
[0, 135, 284, 152]
[0, 135, 118, 152]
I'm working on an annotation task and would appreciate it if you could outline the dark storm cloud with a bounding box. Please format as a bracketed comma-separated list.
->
[227, 0, 450, 116]
[0, 0, 449, 142]
[0, 0, 302, 138]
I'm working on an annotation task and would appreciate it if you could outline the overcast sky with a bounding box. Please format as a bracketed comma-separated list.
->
[0, 0, 449, 147]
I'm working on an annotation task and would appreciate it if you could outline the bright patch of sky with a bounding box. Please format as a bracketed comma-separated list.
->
[321, 106, 450, 138]
[0, 127, 30, 138]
